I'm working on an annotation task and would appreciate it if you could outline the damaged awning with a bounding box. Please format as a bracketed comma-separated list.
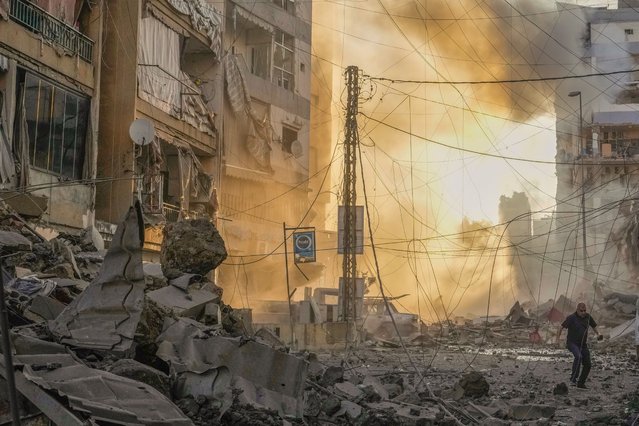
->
[233, 4, 273, 33]
[165, 0, 222, 59]
[223, 55, 274, 171]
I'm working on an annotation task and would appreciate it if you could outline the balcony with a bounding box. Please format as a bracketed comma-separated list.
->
[162, 203, 210, 222]
[9, 0, 94, 63]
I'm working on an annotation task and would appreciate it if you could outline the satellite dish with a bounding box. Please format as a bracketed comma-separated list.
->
[129, 118, 156, 146]
[290, 140, 303, 158]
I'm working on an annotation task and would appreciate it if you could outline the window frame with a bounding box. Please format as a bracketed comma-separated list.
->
[18, 68, 90, 180]
[272, 29, 295, 91]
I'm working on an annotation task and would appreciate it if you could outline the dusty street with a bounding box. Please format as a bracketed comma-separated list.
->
[306, 338, 639, 425]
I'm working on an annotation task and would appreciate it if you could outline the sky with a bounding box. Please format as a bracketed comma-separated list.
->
[310, 0, 606, 317]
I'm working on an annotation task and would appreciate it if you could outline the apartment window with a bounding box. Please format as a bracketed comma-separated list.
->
[272, 0, 295, 14]
[273, 30, 294, 91]
[626, 29, 634, 35]
[19, 70, 89, 179]
[282, 126, 298, 154]
[250, 44, 270, 79]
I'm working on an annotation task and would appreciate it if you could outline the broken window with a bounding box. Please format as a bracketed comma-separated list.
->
[247, 28, 272, 80]
[281, 125, 298, 155]
[18, 70, 89, 180]
[272, 0, 295, 14]
[273, 30, 294, 91]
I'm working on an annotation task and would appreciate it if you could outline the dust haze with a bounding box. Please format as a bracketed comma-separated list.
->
[309, 0, 603, 317]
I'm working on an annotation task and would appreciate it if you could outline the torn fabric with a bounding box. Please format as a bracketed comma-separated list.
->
[138, 16, 181, 116]
[223, 54, 251, 115]
[166, 0, 222, 59]
[223, 55, 274, 171]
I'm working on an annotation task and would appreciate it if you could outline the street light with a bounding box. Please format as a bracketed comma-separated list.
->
[568, 90, 588, 275]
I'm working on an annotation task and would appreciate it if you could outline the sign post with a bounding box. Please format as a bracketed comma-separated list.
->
[283, 224, 316, 349]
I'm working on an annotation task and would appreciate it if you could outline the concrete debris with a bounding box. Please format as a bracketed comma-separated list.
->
[0, 230, 32, 252]
[1, 201, 639, 425]
[160, 218, 227, 279]
[49, 201, 146, 353]
[21, 354, 193, 425]
[108, 358, 171, 397]
[507, 403, 556, 420]
[156, 317, 308, 417]
[454, 371, 490, 398]
[147, 282, 219, 318]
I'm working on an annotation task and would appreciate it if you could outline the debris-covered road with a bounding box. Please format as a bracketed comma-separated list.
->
[0, 200, 637, 425]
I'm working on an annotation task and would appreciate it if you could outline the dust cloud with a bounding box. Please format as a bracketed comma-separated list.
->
[310, 1, 604, 317]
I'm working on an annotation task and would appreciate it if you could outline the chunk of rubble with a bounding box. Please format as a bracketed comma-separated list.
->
[147, 282, 219, 318]
[507, 403, 556, 420]
[19, 354, 192, 425]
[454, 370, 490, 398]
[160, 219, 227, 279]
[0, 230, 32, 252]
[49, 202, 146, 353]
[156, 317, 308, 417]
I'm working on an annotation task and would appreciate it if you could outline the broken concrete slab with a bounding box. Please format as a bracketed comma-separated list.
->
[24, 295, 65, 321]
[147, 284, 218, 318]
[156, 317, 307, 417]
[333, 400, 362, 419]
[169, 273, 203, 291]
[108, 359, 171, 397]
[174, 368, 233, 417]
[0, 356, 85, 426]
[20, 353, 193, 425]
[0, 230, 31, 252]
[609, 317, 636, 341]
[49, 202, 146, 353]
[334, 381, 364, 401]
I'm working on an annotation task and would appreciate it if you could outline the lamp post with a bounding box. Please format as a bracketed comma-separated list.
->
[568, 90, 588, 275]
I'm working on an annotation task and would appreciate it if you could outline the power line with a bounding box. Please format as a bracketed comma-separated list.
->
[366, 68, 638, 85]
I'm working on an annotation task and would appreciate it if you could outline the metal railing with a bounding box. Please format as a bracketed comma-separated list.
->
[162, 203, 210, 222]
[10, 0, 94, 63]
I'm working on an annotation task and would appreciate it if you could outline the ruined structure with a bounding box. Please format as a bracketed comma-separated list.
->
[548, 2, 639, 304]
[0, 0, 101, 230]
[216, 0, 318, 300]
[96, 0, 222, 250]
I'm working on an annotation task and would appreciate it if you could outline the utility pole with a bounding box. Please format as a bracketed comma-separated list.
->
[568, 91, 588, 276]
[341, 66, 359, 342]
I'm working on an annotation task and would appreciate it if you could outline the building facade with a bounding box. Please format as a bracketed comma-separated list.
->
[96, 0, 224, 250]
[555, 2, 639, 288]
[216, 0, 315, 303]
[0, 0, 102, 231]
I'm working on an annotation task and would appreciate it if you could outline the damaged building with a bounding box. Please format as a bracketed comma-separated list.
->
[553, 2, 639, 293]
[216, 0, 318, 299]
[0, 0, 101, 231]
[96, 0, 222, 251]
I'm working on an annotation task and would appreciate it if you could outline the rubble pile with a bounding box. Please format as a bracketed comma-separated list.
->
[0, 202, 307, 425]
[0, 200, 637, 425]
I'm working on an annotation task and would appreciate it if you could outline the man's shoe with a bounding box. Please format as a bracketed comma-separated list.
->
[570, 379, 577, 386]
[576, 383, 587, 389]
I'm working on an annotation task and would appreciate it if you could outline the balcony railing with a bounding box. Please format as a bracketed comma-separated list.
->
[10, 0, 94, 63]
[162, 203, 210, 222]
